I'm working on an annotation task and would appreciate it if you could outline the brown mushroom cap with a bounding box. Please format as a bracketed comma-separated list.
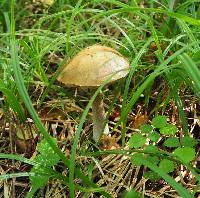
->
[57, 45, 130, 86]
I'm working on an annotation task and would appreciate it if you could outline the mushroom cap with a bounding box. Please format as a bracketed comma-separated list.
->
[57, 45, 130, 87]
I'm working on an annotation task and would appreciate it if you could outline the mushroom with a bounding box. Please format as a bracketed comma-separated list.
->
[57, 45, 130, 141]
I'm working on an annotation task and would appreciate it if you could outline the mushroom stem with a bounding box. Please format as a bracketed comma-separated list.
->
[92, 93, 109, 142]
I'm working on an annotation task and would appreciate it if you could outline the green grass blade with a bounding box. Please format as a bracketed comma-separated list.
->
[177, 19, 200, 50]
[0, 153, 35, 165]
[0, 80, 26, 122]
[0, 172, 35, 180]
[172, 90, 189, 136]
[179, 53, 200, 98]
[65, 0, 84, 52]
[166, 72, 189, 136]
[140, 158, 193, 198]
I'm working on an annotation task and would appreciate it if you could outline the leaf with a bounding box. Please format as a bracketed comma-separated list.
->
[179, 54, 200, 98]
[146, 155, 159, 166]
[180, 136, 198, 147]
[144, 171, 161, 181]
[30, 165, 54, 189]
[144, 145, 158, 152]
[140, 124, 153, 133]
[139, 156, 193, 198]
[0, 80, 26, 122]
[152, 115, 167, 128]
[164, 137, 180, 147]
[129, 134, 146, 148]
[148, 131, 160, 142]
[121, 189, 141, 198]
[174, 147, 196, 163]
[159, 159, 175, 173]
[36, 138, 60, 166]
[160, 124, 177, 136]
[133, 114, 149, 129]
[29, 138, 60, 191]
[192, 50, 200, 62]
[130, 153, 145, 166]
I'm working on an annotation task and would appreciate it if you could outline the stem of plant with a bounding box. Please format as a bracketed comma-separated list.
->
[92, 93, 109, 141]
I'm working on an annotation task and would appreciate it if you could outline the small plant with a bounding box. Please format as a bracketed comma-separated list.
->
[27, 138, 61, 197]
[129, 115, 197, 197]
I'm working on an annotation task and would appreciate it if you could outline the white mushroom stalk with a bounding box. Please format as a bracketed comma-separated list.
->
[57, 45, 130, 142]
[92, 93, 109, 142]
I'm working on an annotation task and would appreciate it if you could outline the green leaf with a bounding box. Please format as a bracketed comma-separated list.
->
[180, 136, 198, 148]
[87, 163, 95, 180]
[174, 147, 196, 163]
[130, 153, 145, 166]
[160, 124, 177, 136]
[159, 159, 175, 173]
[0, 80, 26, 122]
[129, 134, 146, 148]
[29, 138, 61, 191]
[144, 145, 158, 152]
[152, 116, 167, 128]
[36, 138, 60, 166]
[144, 171, 161, 181]
[140, 124, 153, 133]
[164, 137, 180, 147]
[192, 50, 200, 62]
[121, 189, 141, 198]
[137, 157, 193, 198]
[148, 131, 160, 142]
[179, 54, 200, 99]
[146, 155, 159, 166]
[30, 165, 53, 189]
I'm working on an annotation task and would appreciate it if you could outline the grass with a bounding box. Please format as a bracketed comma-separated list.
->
[0, 0, 200, 197]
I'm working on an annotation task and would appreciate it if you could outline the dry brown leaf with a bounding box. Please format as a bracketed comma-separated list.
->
[99, 135, 120, 150]
[132, 114, 149, 129]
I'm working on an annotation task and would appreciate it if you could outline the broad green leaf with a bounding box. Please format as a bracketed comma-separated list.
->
[148, 131, 160, 142]
[160, 124, 177, 136]
[152, 116, 167, 128]
[129, 134, 146, 148]
[144, 145, 158, 152]
[30, 165, 54, 189]
[140, 124, 153, 133]
[159, 159, 175, 173]
[144, 171, 161, 181]
[146, 155, 159, 166]
[174, 147, 196, 163]
[30, 138, 60, 191]
[164, 137, 180, 147]
[130, 153, 145, 166]
[121, 189, 141, 198]
[36, 138, 60, 166]
[180, 136, 198, 148]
